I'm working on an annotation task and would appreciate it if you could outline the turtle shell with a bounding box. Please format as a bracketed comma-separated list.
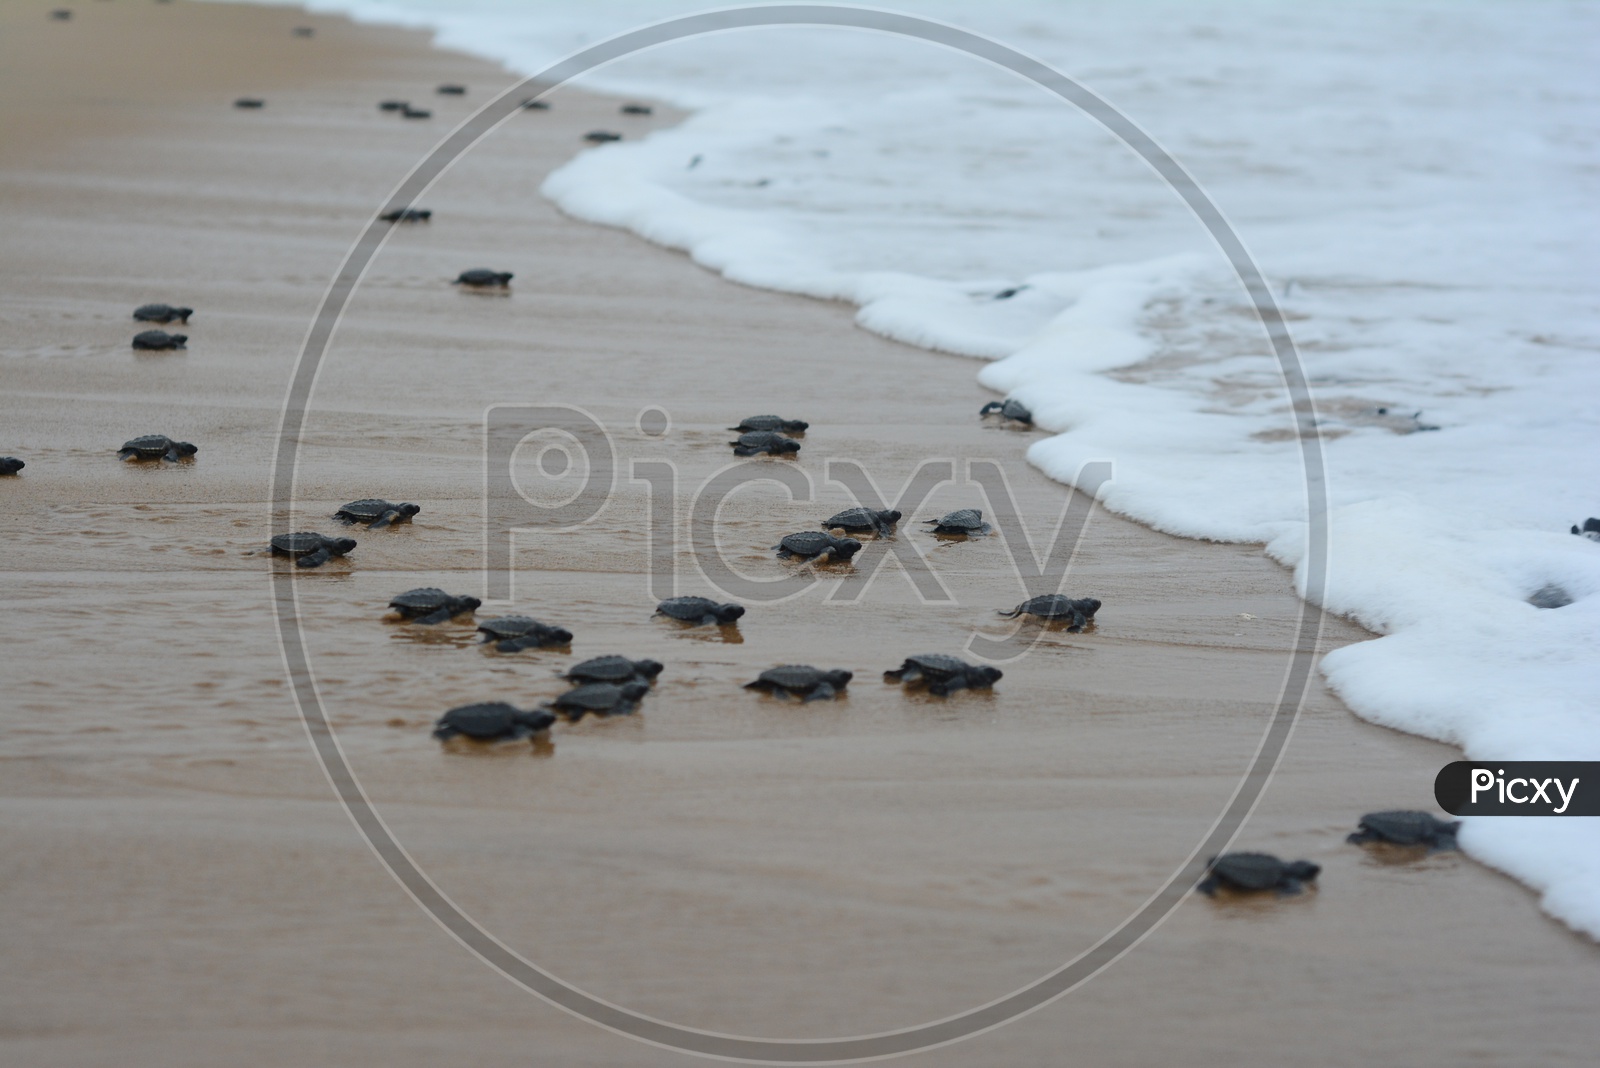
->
[565, 656, 662, 684]
[734, 431, 799, 452]
[779, 531, 835, 556]
[655, 596, 742, 623]
[1207, 852, 1292, 891]
[1354, 810, 1457, 846]
[1013, 594, 1100, 620]
[271, 532, 326, 554]
[122, 435, 174, 457]
[824, 507, 898, 531]
[755, 665, 851, 692]
[132, 330, 186, 349]
[338, 498, 392, 519]
[389, 588, 452, 611]
[477, 615, 566, 642]
[929, 508, 984, 531]
[900, 653, 970, 679]
[550, 682, 648, 718]
[433, 702, 553, 741]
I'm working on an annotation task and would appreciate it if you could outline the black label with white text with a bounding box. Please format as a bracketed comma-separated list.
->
[1435, 762, 1598, 816]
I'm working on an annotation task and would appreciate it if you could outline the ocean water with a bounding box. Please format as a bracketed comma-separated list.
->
[231, 0, 1600, 938]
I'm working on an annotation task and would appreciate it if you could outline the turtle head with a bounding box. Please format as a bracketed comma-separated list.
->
[327, 537, 358, 556]
[396, 502, 422, 519]
[513, 709, 555, 733]
[782, 419, 809, 432]
[548, 626, 574, 645]
[832, 537, 863, 559]
[1284, 860, 1321, 883]
[715, 603, 746, 624]
[1081, 598, 1103, 615]
[824, 669, 854, 688]
[620, 682, 650, 701]
[635, 659, 665, 679]
[497, 272, 514, 284]
[170, 334, 189, 346]
[879, 509, 903, 524]
[778, 439, 801, 454]
[172, 441, 199, 457]
[969, 665, 1004, 687]
[458, 595, 483, 612]
[175, 307, 194, 321]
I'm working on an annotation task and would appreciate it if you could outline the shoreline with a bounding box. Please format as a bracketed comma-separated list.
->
[1, 1, 1595, 1065]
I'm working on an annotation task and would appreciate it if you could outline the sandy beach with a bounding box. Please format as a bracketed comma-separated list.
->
[1, 1, 1595, 1065]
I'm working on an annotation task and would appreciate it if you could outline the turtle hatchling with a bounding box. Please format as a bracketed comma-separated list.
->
[234, 98, 265, 109]
[620, 103, 653, 115]
[379, 207, 431, 222]
[1198, 852, 1320, 896]
[476, 615, 573, 652]
[923, 508, 988, 536]
[655, 596, 744, 626]
[269, 532, 356, 568]
[401, 107, 432, 119]
[823, 507, 900, 537]
[980, 398, 1033, 425]
[132, 330, 186, 350]
[454, 269, 512, 288]
[584, 130, 623, 143]
[731, 415, 808, 434]
[118, 435, 197, 462]
[1347, 810, 1459, 851]
[432, 702, 555, 742]
[1, 458, 24, 476]
[378, 99, 409, 111]
[745, 665, 852, 702]
[335, 498, 420, 529]
[775, 531, 861, 562]
[543, 681, 649, 722]
[998, 594, 1102, 631]
[883, 654, 1002, 697]
[133, 303, 193, 324]
[436, 84, 467, 95]
[730, 431, 800, 458]
[388, 588, 481, 625]
[1571, 518, 1600, 542]
[562, 655, 663, 686]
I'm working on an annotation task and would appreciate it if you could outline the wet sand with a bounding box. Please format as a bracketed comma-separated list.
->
[1, 1, 1595, 1065]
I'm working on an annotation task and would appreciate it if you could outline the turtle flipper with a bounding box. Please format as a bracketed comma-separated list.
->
[803, 683, 836, 702]
[996, 605, 1023, 619]
[1197, 875, 1220, 896]
[742, 680, 767, 691]
[118, 449, 136, 460]
[732, 445, 757, 457]
[296, 547, 330, 568]
[415, 607, 453, 625]
[369, 508, 401, 530]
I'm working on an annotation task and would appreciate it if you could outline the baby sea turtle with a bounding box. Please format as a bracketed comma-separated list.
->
[401, 107, 432, 119]
[269, 532, 356, 568]
[51, 9, 72, 19]
[521, 98, 550, 110]
[0, 457, 24, 476]
[234, 98, 265, 109]
[883, 654, 1002, 697]
[378, 100, 409, 111]
[335, 498, 420, 529]
[388, 588, 481, 625]
[133, 303, 193, 324]
[655, 596, 745, 626]
[1571, 518, 1600, 542]
[730, 415, 808, 434]
[432, 702, 555, 742]
[292, 26, 315, 38]
[543, 681, 650, 722]
[823, 507, 900, 537]
[454, 269, 512, 288]
[584, 130, 623, 143]
[980, 398, 1033, 424]
[730, 431, 800, 458]
[562, 655, 663, 686]
[774, 531, 862, 562]
[1198, 852, 1320, 896]
[132, 330, 186, 350]
[998, 594, 1102, 631]
[923, 508, 988, 536]
[1347, 810, 1459, 850]
[118, 435, 197, 462]
[477, 615, 572, 652]
[745, 665, 852, 701]
[620, 103, 653, 115]
[436, 84, 467, 95]
[379, 207, 431, 222]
